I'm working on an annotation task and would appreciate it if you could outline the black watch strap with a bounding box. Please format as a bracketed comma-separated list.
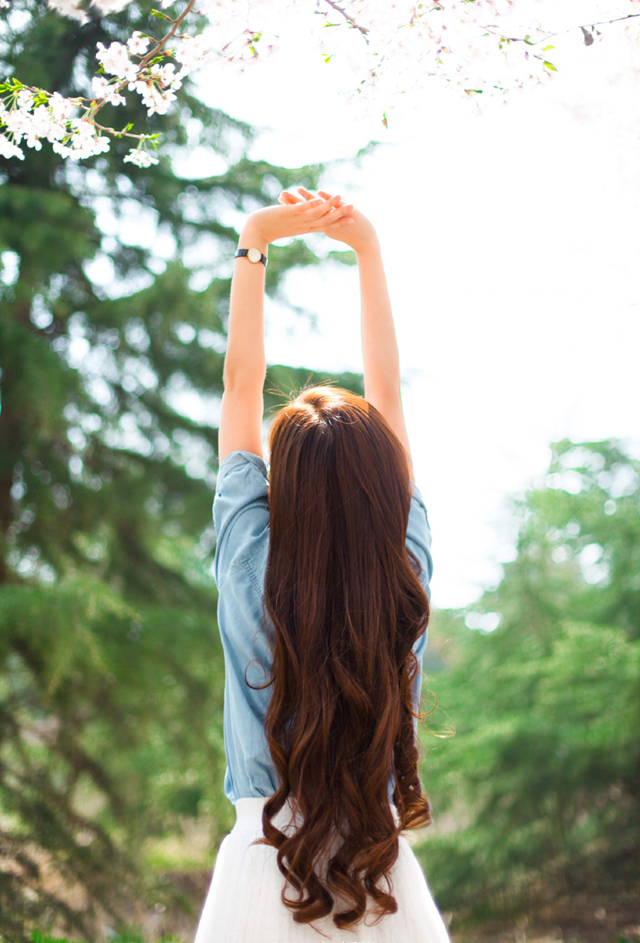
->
[235, 248, 268, 267]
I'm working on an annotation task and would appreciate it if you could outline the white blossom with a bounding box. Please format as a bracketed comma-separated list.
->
[18, 110, 45, 150]
[195, 0, 221, 17]
[182, 0, 556, 101]
[127, 79, 148, 96]
[12, 0, 580, 168]
[0, 0, 10, 8]
[24, 133, 43, 150]
[127, 31, 151, 56]
[155, 89, 177, 114]
[68, 132, 111, 159]
[91, 0, 133, 13]
[16, 89, 35, 111]
[93, 135, 112, 155]
[92, 76, 112, 97]
[131, 80, 177, 116]
[72, 119, 98, 143]
[151, 62, 179, 87]
[96, 41, 138, 82]
[48, 92, 75, 123]
[0, 133, 25, 160]
[0, 92, 74, 154]
[46, 0, 89, 24]
[92, 75, 126, 106]
[44, 118, 113, 160]
[31, 104, 65, 141]
[51, 140, 73, 158]
[123, 147, 159, 168]
[174, 34, 213, 72]
[3, 108, 32, 140]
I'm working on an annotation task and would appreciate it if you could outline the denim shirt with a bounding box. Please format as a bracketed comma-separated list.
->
[213, 449, 434, 805]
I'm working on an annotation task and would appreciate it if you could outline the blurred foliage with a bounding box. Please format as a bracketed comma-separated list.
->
[0, 1, 364, 939]
[418, 438, 640, 923]
[6, 3, 637, 939]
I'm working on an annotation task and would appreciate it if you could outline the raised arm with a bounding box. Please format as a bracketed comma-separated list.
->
[217, 218, 268, 465]
[280, 188, 415, 481]
[356, 236, 415, 482]
[218, 196, 354, 465]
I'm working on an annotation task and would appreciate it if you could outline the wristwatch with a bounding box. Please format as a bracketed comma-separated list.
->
[235, 247, 268, 267]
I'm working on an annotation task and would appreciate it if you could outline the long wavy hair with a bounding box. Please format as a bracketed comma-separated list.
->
[250, 385, 431, 935]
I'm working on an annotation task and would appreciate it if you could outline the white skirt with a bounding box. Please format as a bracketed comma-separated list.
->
[193, 796, 451, 943]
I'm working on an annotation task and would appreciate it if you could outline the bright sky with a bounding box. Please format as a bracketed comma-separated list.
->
[195, 12, 640, 609]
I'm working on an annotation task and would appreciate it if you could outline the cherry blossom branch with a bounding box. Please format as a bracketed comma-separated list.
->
[0, 84, 152, 142]
[90, 0, 196, 124]
[482, 12, 640, 47]
[318, 0, 370, 42]
[90, 119, 157, 141]
[2, 0, 637, 167]
[0, 0, 214, 166]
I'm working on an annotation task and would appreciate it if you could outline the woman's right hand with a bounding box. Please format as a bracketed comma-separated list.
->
[243, 193, 353, 247]
[279, 188, 379, 254]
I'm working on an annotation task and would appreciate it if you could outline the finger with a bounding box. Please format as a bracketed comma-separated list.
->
[294, 198, 339, 222]
[298, 186, 347, 206]
[327, 202, 354, 216]
[284, 194, 325, 217]
[308, 205, 354, 229]
[295, 197, 324, 213]
[279, 190, 302, 204]
[310, 195, 345, 218]
[312, 213, 354, 227]
[293, 197, 350, 230]
[297, 186, 346, 208]
[315, 202, 353, 221]
[317, 190, 347, 208]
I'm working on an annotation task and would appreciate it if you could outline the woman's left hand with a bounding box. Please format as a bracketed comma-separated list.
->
[279, 187, 377, 254]
[243, 194, 354, 246]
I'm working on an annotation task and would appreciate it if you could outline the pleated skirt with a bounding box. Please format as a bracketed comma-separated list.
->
[193, 796, 451, 943]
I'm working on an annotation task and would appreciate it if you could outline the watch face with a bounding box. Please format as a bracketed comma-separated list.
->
[247, 247, 262, 263]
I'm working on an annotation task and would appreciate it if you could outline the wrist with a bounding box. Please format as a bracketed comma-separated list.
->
[354, 236, 381, 259]
[240, 220, 269, 252]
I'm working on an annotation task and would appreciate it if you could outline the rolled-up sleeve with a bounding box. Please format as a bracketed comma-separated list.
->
[407, 484, 433, 592]
[405, 482, 434, 732]
[213, 450, 270, 589]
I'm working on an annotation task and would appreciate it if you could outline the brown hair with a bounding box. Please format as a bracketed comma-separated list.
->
[251, 385, 431, 935]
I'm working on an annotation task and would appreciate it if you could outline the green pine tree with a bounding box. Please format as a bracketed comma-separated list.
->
[417, 439, 640, 929]
[0, 1, 363, 938]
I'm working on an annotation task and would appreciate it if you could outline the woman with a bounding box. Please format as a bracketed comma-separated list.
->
[193, 188, 450, 942]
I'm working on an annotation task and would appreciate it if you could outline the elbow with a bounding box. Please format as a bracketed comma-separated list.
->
[364, 377, 402, 404]
[222, 361, 267, 394]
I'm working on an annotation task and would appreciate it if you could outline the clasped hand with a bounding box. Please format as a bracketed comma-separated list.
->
[242, 187, 377, 254]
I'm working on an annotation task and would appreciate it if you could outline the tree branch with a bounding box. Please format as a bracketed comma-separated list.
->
[89, 0, 196, 123]
[319, 0, 370, 43]
[482, 12, 640, 47]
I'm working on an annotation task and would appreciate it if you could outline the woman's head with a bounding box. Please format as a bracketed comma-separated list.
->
[268, 385, 412, 563]
[254, 384, 431, 934]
